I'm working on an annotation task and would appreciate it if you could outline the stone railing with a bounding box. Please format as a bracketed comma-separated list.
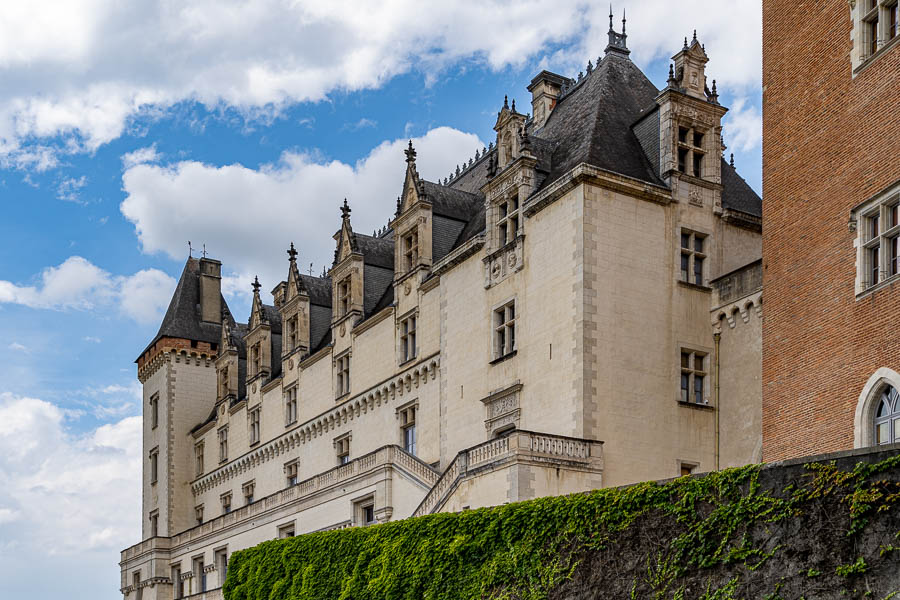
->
[123, 445, 438, 561]
[121, 536, 171, 562]
[412, 430, 601, 518]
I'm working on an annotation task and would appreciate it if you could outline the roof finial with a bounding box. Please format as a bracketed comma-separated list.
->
[667, 63, 676, 85]
[396, 195, 401, 216]
[308, 262, 313, 276]
[201, 244, 207, 258]
[341, 198, 351, 221]
[729, 153, 735, 168]
[287, 242, 298, 263]
[251, 276, 261, 295]
[511, 98, 516, 112]
[404, 139, 416, 163]
[608, 4, 614, 31]
[188, 240, 193, 258]
[693, 29, 697, 43]
[622, 8, 626, 34]
[586, 59, 593, 74]
[683, 36, 689, 50]
[503, 95, 509, 109]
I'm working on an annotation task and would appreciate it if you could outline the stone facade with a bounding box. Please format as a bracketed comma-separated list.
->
[121, 22, 763, 599]
[762, 0, 900, 461]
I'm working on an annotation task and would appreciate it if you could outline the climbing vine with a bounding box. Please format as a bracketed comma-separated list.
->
[223, 453, 900, 600]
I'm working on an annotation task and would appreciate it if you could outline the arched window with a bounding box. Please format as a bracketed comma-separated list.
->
[874, 385, 900, 445]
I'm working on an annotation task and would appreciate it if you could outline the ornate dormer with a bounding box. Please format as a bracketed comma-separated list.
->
[215, 316, 239, 403]
[245, 276, 273, 385]
[330, 200, 364, 327]
[656, 32, 727, 205]
[494, 96, 527, 170]
[392, 141, 433, 284]
[280, 242, 311, 361]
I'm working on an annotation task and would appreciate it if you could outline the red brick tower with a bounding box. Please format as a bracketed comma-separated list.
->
[762, 0, 900, 460]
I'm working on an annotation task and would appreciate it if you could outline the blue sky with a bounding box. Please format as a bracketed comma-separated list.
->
[0, 1, 762, 598]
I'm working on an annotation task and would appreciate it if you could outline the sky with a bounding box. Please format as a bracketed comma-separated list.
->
[0, 1, 762, 598]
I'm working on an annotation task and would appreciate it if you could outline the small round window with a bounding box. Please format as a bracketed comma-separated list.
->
[874, 385, 900, 445]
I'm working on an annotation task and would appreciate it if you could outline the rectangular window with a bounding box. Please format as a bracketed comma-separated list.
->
[149, 510, 159, 537]
[497, 196, 519, 246]
[493, 300, 516, 359]
[856, 190, 900, 292]
[195, 505, 204, 526]
[193, 557, 206, 593]
[890, 2, 899, 40]
[195, 442, 204, 477]
[363, 504, 375, 525]
[692, 152, 703, 177]
[285, 460, 299, 487]
[399, 405, 417, 455]
[243, 481, 255, 505]
[677, 126, 706, 178]
[171, 565, 183, 599]
[890, 236, 899, 277]
[249, 407, 260, 445]
[221, 492, 232, 515]
[677, 147, 688, 173]
[215, 548, 228, 586]
[218, 426, 228, 463]
[133, 572, 142, 600]
[871, 245, 881, 285]
[355, 496, 376, 526]
[338, 277, 351, 316]
[679, 230, 707, 286]
[285, 387, 298, 425]
[680, 350, 707, 404]
[400, 314, 417, 363]
[149, 394, 158, 429]
[278, 522, 296, 538]
[335, 354, 350, 397]
[335, 435, 351, 465]
[251, 343, 261, 377]
[403, 230, 419, 272]
[149, 447, 159, 484]
[287, 316, 298, 351]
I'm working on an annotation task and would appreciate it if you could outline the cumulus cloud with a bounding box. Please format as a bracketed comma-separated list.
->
[0, 256, 175, 324]
[0, 1, 761, 166]
[56, 175, 88, 204]
[121, 126, 485, 296]
[0, 392, 140, 598]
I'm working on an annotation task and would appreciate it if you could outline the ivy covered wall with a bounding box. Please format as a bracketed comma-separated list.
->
[224, 446, 900, 600]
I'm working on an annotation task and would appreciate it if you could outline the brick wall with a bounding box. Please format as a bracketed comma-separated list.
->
[762, 1, 900, 460]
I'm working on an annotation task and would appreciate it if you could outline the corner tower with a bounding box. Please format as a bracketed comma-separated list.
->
[136, 256, 226, 539]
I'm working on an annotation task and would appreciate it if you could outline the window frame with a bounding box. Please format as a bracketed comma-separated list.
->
[284, 386, 298, 426]
[248, 406, 261, 446]
[220, 491, 232, 515]
[679, 229, 708, 287]
[195, 504, 204, 526]
[334, 433, 351, 465]
[399, 312, 417, 364]
[853, 183, 900, 296]
[335, 352, 351, 398]
[195, 441, 204, 477]
[149, 393, 159, 429]
[353, 495, 376, 526]
[338, 276, 351, 317]
[242, 480, 255, 505]
[496, 195, 520, 247]
[676, 125, 706, 179]
[149, 446, 159, 485]
[492, 299, 517, 361]
[149, 509, 159, 537]
[214, 547, 228, 586]
[398, 403, 417, 456]
[284, 459, 299, 487]
[278, 522, 296, 538]
[218, 426, 228, 463]
[873, 385, 900, 445]
[679, 348, 708, 405]
[402, 229, 419, 272]
[853, 0, 900, 70]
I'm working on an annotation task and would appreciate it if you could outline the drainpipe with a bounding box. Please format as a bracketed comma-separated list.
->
[714, 330, 721, 471]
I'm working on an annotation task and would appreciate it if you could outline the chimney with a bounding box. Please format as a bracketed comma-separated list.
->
[528, 70, 568, 130]
[198, 257, 222, 323]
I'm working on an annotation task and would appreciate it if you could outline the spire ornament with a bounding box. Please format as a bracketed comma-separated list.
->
[287, 242, 298, 263]
[341, 198, 351, 221]
[251, 276, 261, 295]
[404, 140, 416, 164]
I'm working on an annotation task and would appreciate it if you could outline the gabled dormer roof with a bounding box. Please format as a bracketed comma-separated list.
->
[284, 242, 308, 303]
[398, 141, 425, 214]
[334, 199, 359, 265]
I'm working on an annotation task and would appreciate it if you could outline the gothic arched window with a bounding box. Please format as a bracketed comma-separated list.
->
[874, 385, 900, 445]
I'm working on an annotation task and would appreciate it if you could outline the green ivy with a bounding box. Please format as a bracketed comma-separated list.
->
[223, 455, 900, 600]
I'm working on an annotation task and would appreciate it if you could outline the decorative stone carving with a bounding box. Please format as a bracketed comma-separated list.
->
[481, 383, 523, 436]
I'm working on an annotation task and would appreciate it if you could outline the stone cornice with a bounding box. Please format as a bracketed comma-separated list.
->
[352, 305, 394, 337]
[190, 353, 441, 495]
[524, 163, 671, 218]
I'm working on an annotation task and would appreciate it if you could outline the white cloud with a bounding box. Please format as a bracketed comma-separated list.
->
[121, 144, 161, 169]
[121, 126, 485, 299]
[0, 256, 175, 324]
[723, 96, 762, 153]
[56, 175, 88, 204]
[0, 392, 140, 598]
[83, 336, 102, 343]
[0, 1, 761, 165]
[7, 342, 27, 353]
[342, 117, 377, 132]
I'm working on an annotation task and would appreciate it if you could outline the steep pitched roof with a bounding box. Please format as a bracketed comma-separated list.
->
[353, 233, 394, 269]
[421, 180, 483, 222]
[137, 258, 228, 361]
[535, 52, 663, 188]
[721, 158, 762, 217]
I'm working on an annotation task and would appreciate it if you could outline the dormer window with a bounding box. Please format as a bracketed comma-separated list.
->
[676, 126, 705, 178]
[497, 197, 519, 246]
[338, 277, 351, 317]
[853, 0, 899, 69]
[403, 230, 418, 272]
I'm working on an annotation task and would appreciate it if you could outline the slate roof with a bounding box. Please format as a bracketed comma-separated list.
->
[422, 180, 483, 222]
[137, 258, 228, 361]
[298, 274, 332, 307]
[353, 233, 394, 269]
[721, 158, 762, 218]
